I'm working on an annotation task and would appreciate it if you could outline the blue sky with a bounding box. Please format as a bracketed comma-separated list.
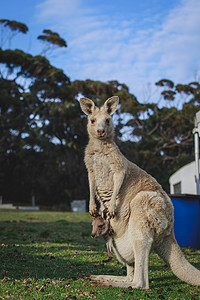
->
[1, 0, 200, 102]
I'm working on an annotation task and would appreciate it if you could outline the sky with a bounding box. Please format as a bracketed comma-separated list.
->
[1, 0, 200, 103]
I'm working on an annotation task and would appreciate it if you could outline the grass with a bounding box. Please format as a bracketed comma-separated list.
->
[0, 210, 199, 299]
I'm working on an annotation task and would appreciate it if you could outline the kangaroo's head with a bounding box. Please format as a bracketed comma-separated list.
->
[80, 96, 119, 140]
[91, 215, 111, 238]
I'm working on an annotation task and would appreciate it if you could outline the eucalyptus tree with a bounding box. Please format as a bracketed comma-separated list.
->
[0, 19, 28, 48]
[37, 29, 67, 56]
[0, 20, 82, 205]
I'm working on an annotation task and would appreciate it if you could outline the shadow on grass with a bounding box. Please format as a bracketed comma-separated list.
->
[0, 218, 121, 281]
[0, 244, 121, 281]
[1, 217, 200, 291]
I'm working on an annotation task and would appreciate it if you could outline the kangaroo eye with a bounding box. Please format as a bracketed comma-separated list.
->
[106, 118, 110, 124]
[91, 119, 95, 124]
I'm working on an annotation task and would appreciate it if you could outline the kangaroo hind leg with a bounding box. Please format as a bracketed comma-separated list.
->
[132, 236, 153, 289]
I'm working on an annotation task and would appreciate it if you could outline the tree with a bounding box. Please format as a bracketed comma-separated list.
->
[0, 21, 84, 206]
[0, 47, 76, 205]
[37, 29, 67, 56]
[0, 19, 28, 48]
[123, 80, 200, 191]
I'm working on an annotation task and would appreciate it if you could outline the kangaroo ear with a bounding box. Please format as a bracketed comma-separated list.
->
[104, 96, 119, 115]
[80, 98, 96, 115]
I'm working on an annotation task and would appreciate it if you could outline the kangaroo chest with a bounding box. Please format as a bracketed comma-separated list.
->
[111, 232, 134, 265]
[88, 151, 114, 196]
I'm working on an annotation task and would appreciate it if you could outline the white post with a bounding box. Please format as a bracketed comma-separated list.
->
[193, 112, 200, 195]
[194, 130, 200, 195]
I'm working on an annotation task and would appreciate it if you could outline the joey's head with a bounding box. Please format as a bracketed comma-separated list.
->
[91, 215, 110, 238]
[80, 96, 119, 140]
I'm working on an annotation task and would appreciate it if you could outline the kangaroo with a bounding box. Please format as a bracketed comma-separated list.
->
[80, 96, 200, 289]
[91, 215, 114, 262]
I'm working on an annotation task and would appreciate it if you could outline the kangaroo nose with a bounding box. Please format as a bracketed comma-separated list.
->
[97, 129, 105, 136]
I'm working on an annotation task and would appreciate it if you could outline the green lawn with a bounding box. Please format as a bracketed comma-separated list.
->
[0, 210, 199, 299]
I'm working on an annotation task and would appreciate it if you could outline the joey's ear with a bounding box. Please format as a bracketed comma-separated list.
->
[104, 96, 119, 115]
[80, 98, 96, 115]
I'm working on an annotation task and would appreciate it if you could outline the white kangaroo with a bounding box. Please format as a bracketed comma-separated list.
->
[80, 96, 200, 289]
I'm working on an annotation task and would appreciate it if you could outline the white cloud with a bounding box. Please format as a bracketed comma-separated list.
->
[36, 0, 200, 102]
[37, 0, 81, 19]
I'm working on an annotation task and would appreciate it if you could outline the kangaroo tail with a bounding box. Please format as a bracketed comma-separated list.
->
[156, 233, 200, 286]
